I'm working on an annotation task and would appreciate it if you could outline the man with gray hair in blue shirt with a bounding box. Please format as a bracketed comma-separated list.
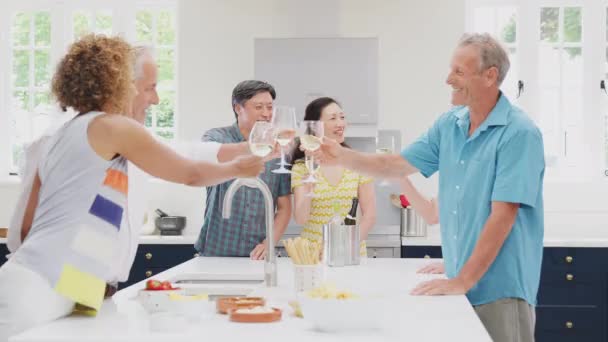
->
[313, 33, 544, 342]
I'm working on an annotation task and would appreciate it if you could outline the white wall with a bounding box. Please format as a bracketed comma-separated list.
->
[1, 0, 606, 231]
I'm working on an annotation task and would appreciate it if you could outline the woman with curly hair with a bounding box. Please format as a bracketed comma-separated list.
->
[0, 34, 263, 339]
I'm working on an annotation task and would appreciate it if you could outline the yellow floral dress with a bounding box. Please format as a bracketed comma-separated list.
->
[291, 163, 373, 256]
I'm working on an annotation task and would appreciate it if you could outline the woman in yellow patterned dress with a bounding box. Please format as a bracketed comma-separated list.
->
[291, 97, 376, 256]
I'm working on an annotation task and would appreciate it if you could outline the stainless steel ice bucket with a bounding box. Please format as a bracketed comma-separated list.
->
[322, 223, 360, 267]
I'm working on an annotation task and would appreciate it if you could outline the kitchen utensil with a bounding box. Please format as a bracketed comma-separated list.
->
[399, 194, 410, 207]
[400, 207, 427, 237]
[155, 208, 169, 218]
[140, 211, 157, 235]
[155, 213, 186, 236]
[389, 194, 402, 208]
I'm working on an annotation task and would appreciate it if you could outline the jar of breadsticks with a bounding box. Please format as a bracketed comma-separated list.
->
[282, 237, 324, 292]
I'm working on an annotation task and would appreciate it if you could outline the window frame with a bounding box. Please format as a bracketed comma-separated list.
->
[467, 0, 606, 182]
[0, 0, 178, 177]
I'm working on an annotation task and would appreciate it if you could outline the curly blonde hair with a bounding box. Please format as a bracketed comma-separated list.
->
[52, 34, 135, 114]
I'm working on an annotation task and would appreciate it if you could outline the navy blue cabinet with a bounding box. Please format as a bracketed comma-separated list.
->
[0, 243, 9, 268]
[536, 248, 608, 342]
[120, 244, 198, 288]
[402, 245, 608, 342]
[401, 245, 442, 259]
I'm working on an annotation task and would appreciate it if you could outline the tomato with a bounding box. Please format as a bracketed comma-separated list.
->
[160, 281, 173, 290]
[146, 279, 162, 290]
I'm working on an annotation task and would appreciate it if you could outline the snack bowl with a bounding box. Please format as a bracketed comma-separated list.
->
[216, 297, 266, 314]
[297, 285, 393, 332]
[229, 306, 282, 323]
[137, 289, 212, 320]
[137, 288, 183, 314]
[164, 292, 214, 321]
[298, 295, 385, 332]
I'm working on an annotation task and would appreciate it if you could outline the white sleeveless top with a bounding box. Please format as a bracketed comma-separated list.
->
[11, 112, 134, 312]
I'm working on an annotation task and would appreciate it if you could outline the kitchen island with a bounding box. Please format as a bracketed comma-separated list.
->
[10, 258, 491, 342]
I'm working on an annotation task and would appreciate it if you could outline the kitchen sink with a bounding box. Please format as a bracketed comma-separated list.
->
[168, 273, 264, 300]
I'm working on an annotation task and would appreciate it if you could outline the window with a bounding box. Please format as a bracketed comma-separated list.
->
[72, 10, 113, 40]
[538, 6, 584, 172]
[0, 1, 178, 175]
[10, 11, 53, 173]
[135, 8, 177, 141]
[468, 5, 519, 101]
[467, 0, 605, 181]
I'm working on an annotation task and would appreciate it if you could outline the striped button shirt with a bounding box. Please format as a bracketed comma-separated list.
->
[195, 123, 291, 257]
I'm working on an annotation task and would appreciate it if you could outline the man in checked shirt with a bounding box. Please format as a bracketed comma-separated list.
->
[195, 80, 292, 259]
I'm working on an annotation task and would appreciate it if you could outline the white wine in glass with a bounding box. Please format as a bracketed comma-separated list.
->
[303, 155, 320, 195]
[250, 143, 273, 157]
[300, 134, 322, 151]
[276, 129, 296, 147]
[299, 120, 324, 184]
[249, 121, 275, 159]
[272, 106, 298, 173]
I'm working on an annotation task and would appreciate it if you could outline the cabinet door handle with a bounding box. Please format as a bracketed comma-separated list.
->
[565, 256, 573, 263]
[424, 255, 431, 259]
[565, 321, 573, 329]
[145, 253, 152, 260]
[566, 274, 574, 281]
[145, 270, 153, 278]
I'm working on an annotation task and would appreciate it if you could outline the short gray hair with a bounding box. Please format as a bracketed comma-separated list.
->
[231, 80, 276, 119]
[458, 33, 510, 86]
[133, 45, 156, 80]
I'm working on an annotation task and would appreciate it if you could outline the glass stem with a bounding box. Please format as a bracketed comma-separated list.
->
[279, 146, 286, 166]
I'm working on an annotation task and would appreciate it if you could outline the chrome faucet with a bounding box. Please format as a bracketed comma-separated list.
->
[222, 177, 277, 287]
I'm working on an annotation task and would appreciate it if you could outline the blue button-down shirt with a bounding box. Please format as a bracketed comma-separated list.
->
[195, 123, 291, 257]
[401, 94, 545, 306]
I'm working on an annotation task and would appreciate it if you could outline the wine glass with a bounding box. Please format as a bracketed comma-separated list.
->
[249, 121, 275, 159]
[299, 120, 324, 185]
[376, 134, 395, 186]
[271, 106, 297, 174]
[303, 155, 320, 197]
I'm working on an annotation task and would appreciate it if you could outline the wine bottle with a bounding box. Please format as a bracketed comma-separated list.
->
[343, 198, 359, 225]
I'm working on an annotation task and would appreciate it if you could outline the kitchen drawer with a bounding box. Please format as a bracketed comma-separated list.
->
[401, 246, 442, 259]
[133, 244, 197, 268]
[542, 248, 608, 272]
[122, 266, 168, 288]
[538, 270, 605, 306]
[367, 247, 397, 258]
[0, 244, 8, 268]
[536, 307, 604, 342]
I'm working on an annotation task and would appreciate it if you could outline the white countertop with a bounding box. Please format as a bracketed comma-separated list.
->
[402, 225, 608, 247]
[5, 224, 607, 247]
[10, 257, 491, 342]
[137, 234, 401, 248]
